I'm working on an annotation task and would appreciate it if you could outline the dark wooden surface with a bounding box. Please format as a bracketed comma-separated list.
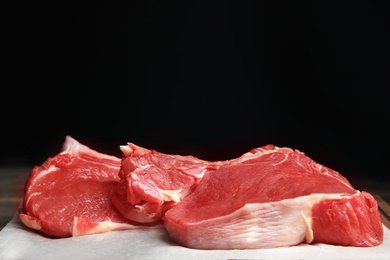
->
[0, 168, 30, 230]
[1, 167, 389, 231]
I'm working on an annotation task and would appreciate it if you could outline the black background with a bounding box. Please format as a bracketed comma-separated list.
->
[2, 1, 389, 182]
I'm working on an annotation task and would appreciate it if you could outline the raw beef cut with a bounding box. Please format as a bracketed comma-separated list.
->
[20, 136, 160, 238]
[164, 145, 383, 249]
[112, 143, 221, 223]
[112, 143, 273, 223]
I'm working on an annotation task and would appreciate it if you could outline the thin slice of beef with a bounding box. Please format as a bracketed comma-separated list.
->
[112, 143, 275, 223]
[20, 136, 160, 238]
[164, 145, 383, 249]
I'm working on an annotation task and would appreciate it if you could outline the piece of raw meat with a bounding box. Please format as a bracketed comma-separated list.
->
[112, 143, 221, 223]
[20, 136, 160, 238]
[112, 143, 274, 223]
[164, 145, 383, 249]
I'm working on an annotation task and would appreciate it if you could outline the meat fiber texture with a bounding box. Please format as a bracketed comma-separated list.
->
[112, 143, 382, 249]
[19, 137, 383, 249]
[164, 145, 383, 249]
[19, 136, 161, 238]
[112, 143, 274, 223]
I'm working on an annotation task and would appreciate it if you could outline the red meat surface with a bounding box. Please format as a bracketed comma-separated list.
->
[112, 143, 277, 223]
[19, 136, 159, 238]
[164, 145, 383, 249]
[19, 138, 383, 249]
[311, 191, 383, 246]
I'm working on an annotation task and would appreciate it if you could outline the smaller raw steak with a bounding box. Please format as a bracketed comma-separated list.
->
[112, 143, 221, 223]
[164, 145, 383, 249]
[20, 136, 158, 238]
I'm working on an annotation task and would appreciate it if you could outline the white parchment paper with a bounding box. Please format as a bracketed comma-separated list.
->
[1, 214, 389, 260]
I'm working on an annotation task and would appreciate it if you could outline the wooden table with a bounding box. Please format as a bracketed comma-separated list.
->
[1, 167, 389, 230]
[0, 168, 30, 230]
